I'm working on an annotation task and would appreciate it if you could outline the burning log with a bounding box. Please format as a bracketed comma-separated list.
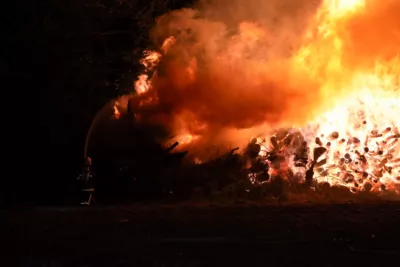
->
[319, 169, 329, 177]
[313, 147, 327, 162]
[392, 158, 400, 163]
[328, 131, 339, 140]
[304, 147, 329, 186]
[315, 137, 323, 146]
[165, 141, 179, 153]
[279, 133, 292, 146]
[385, 134, 400, 141]
[378, 158, 388, 168]
[382, 127, 392, 135]
[305, 162, 315, 186]
[384, 165, 392, 174]
[314, 158, 327, 167]
[241, 121, 399, 194]
[343, 173, 355, 183]
[372, 169, 383, 178]
[363, 182, 372, 192]
[326, 142, 331, 148]
[364, 135, 369, 146]
[229, 147, 240, 155]
[350, 137, 361, 146]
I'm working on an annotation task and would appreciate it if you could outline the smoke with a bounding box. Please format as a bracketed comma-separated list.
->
[339, 0, 400, 69]
[129, 0, 321, 149]
[124, 0, 400, 158]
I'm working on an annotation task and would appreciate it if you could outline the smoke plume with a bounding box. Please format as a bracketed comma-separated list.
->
[124, 0, 400, 157]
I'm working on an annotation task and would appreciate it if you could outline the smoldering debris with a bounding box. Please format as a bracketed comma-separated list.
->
[165, 125, 398, 201]
[92, 107, 400, 202]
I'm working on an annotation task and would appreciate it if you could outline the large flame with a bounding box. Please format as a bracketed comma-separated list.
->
[114, 0, 400, 194]
[292, 0, 400, 193]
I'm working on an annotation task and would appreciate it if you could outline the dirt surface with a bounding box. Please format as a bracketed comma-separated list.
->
[2, 202, 400, 266]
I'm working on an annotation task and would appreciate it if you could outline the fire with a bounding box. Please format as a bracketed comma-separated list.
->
[113, 0, 399, 194]
[133, 38, 176, 95]
[133, 50, 162, 95]
[161, 36, 176, 54]
[291, 0, 400, 193]
[174, 133, 199, 145]
[301, 90, 400, 192]
[139, 50, 162, 71]
[134, 74, 152, 95]
[325, 0, 365, 15]
[113, 49, 163, 119]
[113, 101, 120, 119]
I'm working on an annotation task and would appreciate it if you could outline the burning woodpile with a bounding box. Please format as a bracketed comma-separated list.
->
[242, 125, 400, 195]
[304, 125, 400, 193]
[109, 0, 400, 198]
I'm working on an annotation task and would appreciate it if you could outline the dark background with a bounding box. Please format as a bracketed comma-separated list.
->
[3, 0, 193, 207]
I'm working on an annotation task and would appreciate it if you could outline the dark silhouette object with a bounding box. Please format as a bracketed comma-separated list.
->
[306, 147, 328, 186]
[245, 138, 261, 159]
[79, 157, 96, 205]
[305, 162, 316, 186]
[244, 139, 270, 183]
[165, 141, 179, 153]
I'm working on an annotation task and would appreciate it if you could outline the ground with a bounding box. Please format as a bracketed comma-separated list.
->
[2, 202, 400, 266]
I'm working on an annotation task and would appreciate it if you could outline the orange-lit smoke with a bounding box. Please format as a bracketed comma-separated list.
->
[118, 0, 399, 161]
[126, 0, 322, 151]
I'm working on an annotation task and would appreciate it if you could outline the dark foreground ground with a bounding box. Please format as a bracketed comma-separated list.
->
[2, 202, 400, 267]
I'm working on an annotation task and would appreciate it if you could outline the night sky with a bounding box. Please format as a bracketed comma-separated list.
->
[3, 0, 193, 206]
